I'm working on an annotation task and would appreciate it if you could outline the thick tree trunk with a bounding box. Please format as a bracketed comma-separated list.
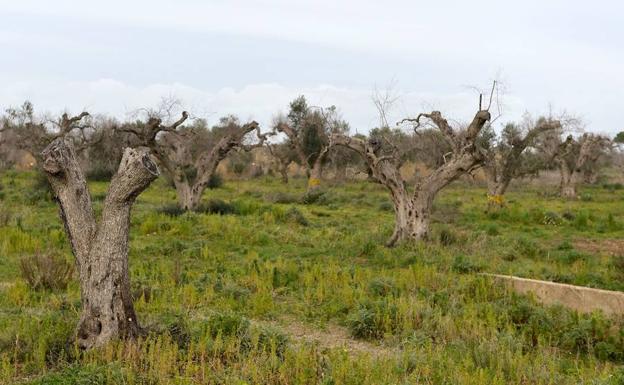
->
[42, 138, 158, 349]
[307, 149, 328, 191]
[387, 189, 432, 247]
[558, 162, 577, 199]
[486, 178, 510, 207]
[172, 173, 194, 210]
[561, 183, 577, 199]
[278, 164, 289, 184]
[307, 162, 323, 191]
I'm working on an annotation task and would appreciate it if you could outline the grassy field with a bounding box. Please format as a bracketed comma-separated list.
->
[2, 170, 624, 384]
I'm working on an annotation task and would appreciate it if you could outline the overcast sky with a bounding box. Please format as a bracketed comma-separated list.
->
[0, 0, 622, 134]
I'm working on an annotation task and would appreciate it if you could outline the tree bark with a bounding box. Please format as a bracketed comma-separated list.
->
[557, 158, 577, 199]
[331, 108, 490, 247]
[307, 148, 329, 191]
[387, 188, 432, 246]
[485, 175, 510, 207]
[171, 170, 194, 210]
[278, 164, 289, 184]
[42, 138, 158, 349]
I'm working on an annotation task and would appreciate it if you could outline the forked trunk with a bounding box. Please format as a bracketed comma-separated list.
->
[77, 196, 141, 347]
[307, 152, 327, 191]
[307, 163, 322, 191]
[486, 178, 510, 207]
[42, 138, 158, 349]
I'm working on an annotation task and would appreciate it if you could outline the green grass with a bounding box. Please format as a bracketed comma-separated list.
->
[2, 170, 624, 384]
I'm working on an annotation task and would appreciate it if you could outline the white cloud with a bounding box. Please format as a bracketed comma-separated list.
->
[0, 0, 622, 134]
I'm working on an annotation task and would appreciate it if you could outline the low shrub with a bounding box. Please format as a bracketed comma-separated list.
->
[271, 265, 300, 289]
[603, 183, 624, 191]
[367, 277, 397, 297]
[542, 211, 562, 226]
[157, 203, 186, 217]
[207, 173, 223, 189]
[196, 199, 238, 215]
[244, 325, 289, 357]
[166, 316, 191, 349]
[206, 311, 250, 339]
[580, 193, 593, 202]
[347, 299, 399, 340]
[513, 236, 542, 258]
[284, 207, 309, 226]
[300, 190, 331, 205]
[26, 172, 53, 203]
[20, 252, 73, 291]
[484, 223, 500, 236]
[451, 255, 482, 274]
[378, 201, 394, 212]
[266, 192, 299, 204]
[439, 228, 457, 246]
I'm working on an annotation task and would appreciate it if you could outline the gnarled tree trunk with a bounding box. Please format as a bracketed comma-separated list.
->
[307, 148, 329, 191]
[388, 188, 433, 246]
[331, 108, 490, 247]
[42, 138, 158, 349]
[278, 164, 289, 184]
[559, 169, 577, 199]
[557, 157, 578, 199]
[485, 172, 511, 207]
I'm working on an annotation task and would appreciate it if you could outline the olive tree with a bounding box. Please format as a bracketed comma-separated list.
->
[275, 96, 349, 191]
[3, 101, 96, 164]
[267, 142, 298, 183]
[118, 110, 270, 211]
[481, 115, 561, 205]
[42, 135, 159, 349]
[549, 133, 611, 198]
[331, 107, 491, 246]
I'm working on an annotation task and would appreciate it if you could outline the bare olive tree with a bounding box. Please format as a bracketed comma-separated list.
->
[41, 136, 159, 349]
[548, 133, 612, 198]
[118, 110, 270, 210]
[3, 101, 95, 164]
[267, 142, 297, 183]
[481, 115, 561, 205]
[275, 96, 349, 191]
[331, 106, 492, 246]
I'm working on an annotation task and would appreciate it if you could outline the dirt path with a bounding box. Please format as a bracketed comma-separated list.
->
[573, 238, 624, 256]
[264, 317, 399, 359]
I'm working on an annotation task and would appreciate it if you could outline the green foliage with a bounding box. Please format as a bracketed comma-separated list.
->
[27, 172, 53, 204]
[451, 255, 483, 273]
[300, 189, 331, 205]
[347, 300, 399, 340]
[367, 277, 397, 297]
[284, 207, 309, 226]
[265, 192, 299, 204]
[438, 227, 457, 246]
[378, 201, 393, 212]
[85, 165, 115, 182]
[156, 203, 186, 217]
[196, 199, 238, 215]
[207, 172, 224, 189]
